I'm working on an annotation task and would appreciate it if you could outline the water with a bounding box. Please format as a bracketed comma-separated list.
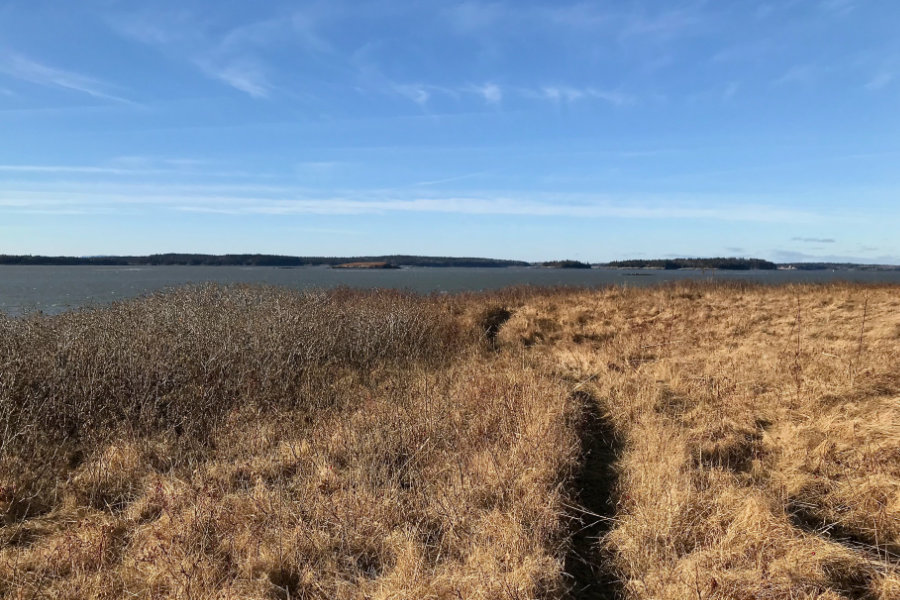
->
[2, 265, 899, 316]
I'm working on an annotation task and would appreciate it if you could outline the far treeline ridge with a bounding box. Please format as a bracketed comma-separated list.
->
[0, 254, 530, 268]
[605, 257, 777, 270]
[1, 254, 896, 270]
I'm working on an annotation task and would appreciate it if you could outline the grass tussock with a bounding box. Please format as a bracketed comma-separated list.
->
[2, 281, 900, 599]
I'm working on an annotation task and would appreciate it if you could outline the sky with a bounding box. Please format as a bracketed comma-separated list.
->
[1, 0, 898, 262]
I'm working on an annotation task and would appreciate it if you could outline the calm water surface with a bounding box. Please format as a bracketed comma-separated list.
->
[2, 265, 900, 316]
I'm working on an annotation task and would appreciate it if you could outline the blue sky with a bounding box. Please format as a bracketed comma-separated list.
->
[1, 0, 898, 262]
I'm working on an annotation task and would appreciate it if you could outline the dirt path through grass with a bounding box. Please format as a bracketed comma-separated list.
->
[565, 391, 622, 600]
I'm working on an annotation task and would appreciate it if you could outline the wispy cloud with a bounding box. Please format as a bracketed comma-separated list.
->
[0, 178, 820, 224]
[445, 2, 705, 43]
[388, 81, 631, 108]
[0, 54, 133, 103]
[0, 165, 137, 175]
[537, 86, 633, 106]
[111, 5, 645, 109]
[107, 9, 196, 46]
[537, 3, 613, 28]
[711, 40, 775, 64]
[773, 64, 819, 86]
[406, 172, 491, 187]
[819, 0, 856, 16]
[394, 83, 432, 106]
[588, 89, 634, 106]
[680, 82, 732, 104]
[619, 5, 705, 42]
[109, 9, 327, 99]
[541, 86, 584, 103]
[196, 57, 272, 98]
[107, 156, 212, 170]
[473, 82, 502, 104]
[172, 197, 816, 222]
[444, 1, 505, 33]
[754, 1, 805, 20]
[293, 226, 360, 236]
[220, 12, 332, 54]
[792, 237, 836, 243]
[865, 72, 894, 91]
[722, 82, 740, 100]
[296, 161, 344, 172]
[0, 162, 271, 179]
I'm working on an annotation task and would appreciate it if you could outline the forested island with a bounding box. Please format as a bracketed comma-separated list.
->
[0, 254, 529, 268]
[604, 257, 777, 270]
[540, 260, 592, 269]
[331, 261, 400, 269]
[605, 258, 900, 271]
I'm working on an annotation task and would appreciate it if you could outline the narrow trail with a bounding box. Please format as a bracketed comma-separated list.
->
[565, 390, 623, 600]
[488, 310, 624, 598]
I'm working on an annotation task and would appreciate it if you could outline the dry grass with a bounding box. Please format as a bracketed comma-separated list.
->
[498, 281, 900, 599]
[0, 285, 580, 599]
[2, 281, 899, 599]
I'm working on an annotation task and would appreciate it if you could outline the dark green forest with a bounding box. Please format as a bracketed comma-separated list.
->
[604, 257, 777, 270]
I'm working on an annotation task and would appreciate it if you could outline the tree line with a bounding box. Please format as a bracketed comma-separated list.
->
[0, 254, 530, 268]
[604, 257, 777, 270]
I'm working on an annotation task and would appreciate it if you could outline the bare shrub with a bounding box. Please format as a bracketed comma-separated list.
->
[0, 284, 581, 599]
[0, 285, 463, 517]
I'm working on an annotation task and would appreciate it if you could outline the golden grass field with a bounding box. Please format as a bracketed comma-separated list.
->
[1, 282, 898, 599]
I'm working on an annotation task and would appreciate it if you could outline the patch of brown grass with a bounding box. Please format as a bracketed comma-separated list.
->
[3, 281, 899, 599]
[498, 281, 900, 599]
[0, 285, 580, 599]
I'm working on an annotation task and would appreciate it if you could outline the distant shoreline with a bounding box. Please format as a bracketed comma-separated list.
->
[331, 261, 400, 270]
[0, 254, 529, 268]
[0, 254, 897, 271]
